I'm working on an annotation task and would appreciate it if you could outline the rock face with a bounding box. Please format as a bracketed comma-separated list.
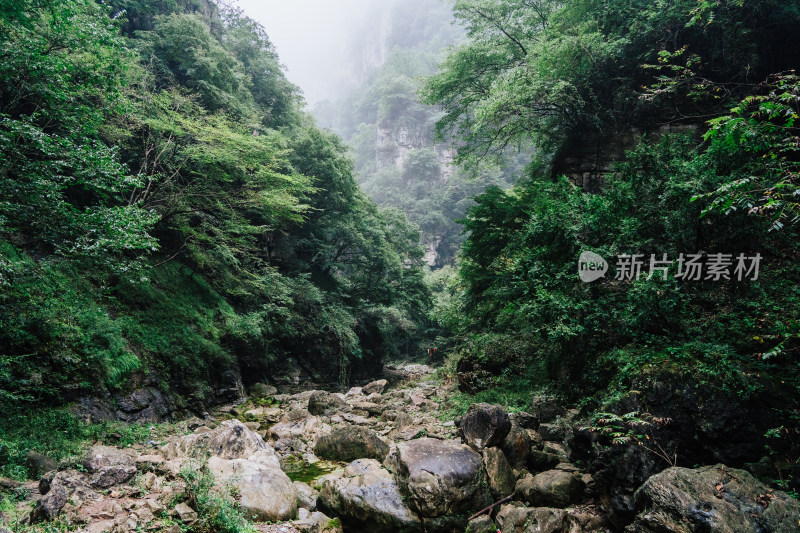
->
[482, 447, 516, 498]
[516, 466, 584, 508]
[459, 403, 512, 450]
[318, 459, 422, 533]
[307, 391, 348, 416]
[628, 464, 800, 532]
[314, 426, 389, 462]
[388, 437, 491, 519]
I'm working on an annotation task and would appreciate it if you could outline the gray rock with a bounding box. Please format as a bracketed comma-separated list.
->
[363, 379, 388, 395]
[350, 401, 384, 417]
[516, 466, 584, 508]
[628, 464, 800, 532]
[395, 412, 414, 428]
[483, 447, 516, 498]
[89, 465, 137, 488]
[465, 514, 497, 533]
[459, 403, 512, 450]
[528, 449, 561, 471]
[501, 424, 531, 469]
[161, 419, 268, 460]
[249, 383, 278, 398]
[173, 502, 197, 524]
[538, 422, 565, 441]
[208, 452, 295, 521]
[512, 411, 540, 430]
[530, 396, 566, 424]
[307, 391, 348, 416]
[115, 387, 172, 422]
[83, 445, 136, 473]
[25, 451, 56, 479]
[318, 459, 421, 533]
[292, 511, 343, 533]
[496, 504, 566, 533]
[387, 437, 491, 519]
[294, 481, 319, 511]
[38, 471, 55, 494]
[314, 426, 389, 462]
[30, 483, 67, 522]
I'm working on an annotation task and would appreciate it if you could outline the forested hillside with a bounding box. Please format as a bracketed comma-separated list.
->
[0, 0, 431, 426]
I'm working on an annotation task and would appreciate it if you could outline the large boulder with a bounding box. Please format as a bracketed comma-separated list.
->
[362, 379, 388, 395]
[318, 459, 422, 533]
[25, 451, 57, 479]
[459, 403, 511, 450]
[571, 371, 794, 525]
[465, 515, 497, 533]
[89, 465, 137, 488]
[29, 484, 67, 523]
[208, 453, 296, 521]
[307, 391, 348, 416]
[628, 464, 800, 532]
[83, 445, 136, 473]
[249, 383, 278, 398]
[501, 424, 532, 469]
[482, 447, 515, 498]
[387, 437, 491, 519]
[160, 419, 268, 460]
[530, 395, 566, 424]
[314, 426, 389, 462]
[294, 481, 319, 511]
[270, 415, 328, 443]
[32, 470, 97, 522]
[515, 465, 584, 508]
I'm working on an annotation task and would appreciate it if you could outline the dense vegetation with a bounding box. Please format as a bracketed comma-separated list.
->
[0, 0, 431, 434]
[426, 0, 800, 434]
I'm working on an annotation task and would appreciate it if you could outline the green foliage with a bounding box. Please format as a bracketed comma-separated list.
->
[0, 0, 433, 418]
[424, 0, 800, 166]
[450, 133, 800, 397]
[0, 0, 158, 268]
[695, 73, 800, 230]
[0, 406, 168, 480]
[180, 463, 256, 533]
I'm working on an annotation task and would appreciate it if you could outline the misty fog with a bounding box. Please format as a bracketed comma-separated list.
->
[237, 0, 384, 105]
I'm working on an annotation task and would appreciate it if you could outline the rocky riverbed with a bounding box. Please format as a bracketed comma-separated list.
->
[3, 364, 799, 533]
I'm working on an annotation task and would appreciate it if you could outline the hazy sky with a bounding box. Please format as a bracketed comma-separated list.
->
[237, 0, 377, 105]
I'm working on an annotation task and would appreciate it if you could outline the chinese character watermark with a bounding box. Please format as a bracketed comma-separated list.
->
[578, 252, 761, 283]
